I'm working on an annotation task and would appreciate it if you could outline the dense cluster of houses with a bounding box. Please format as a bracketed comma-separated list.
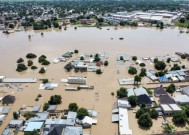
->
[111, 85, 189, 135]
[2, 102, 98, 135]
[103, 10, 182, 25]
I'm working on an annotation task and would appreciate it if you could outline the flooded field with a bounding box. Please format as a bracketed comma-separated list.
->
[0, 26, 189, 135]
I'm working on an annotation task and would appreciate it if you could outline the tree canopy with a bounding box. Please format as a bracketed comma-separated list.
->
[68, 103, 79, 112]
[77, 108, 89, 120]
[117, 87, 127, 98]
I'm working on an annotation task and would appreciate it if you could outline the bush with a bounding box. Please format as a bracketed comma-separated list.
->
[26, 53, 37, 59]
[171, 64, 181, 71]
[17, 58, 24, 63]
[128, 96, 137, 107]
[13, 112, 18, 119]
[16, 64, 28, 72]
[31, 66, 38, 70]
[166, 58, 171, 63]
[48, 95, 62, 105]
[38, 55, 47, 63]
[43, 103, 49, 111]
[172, 111, 187, 125]
[39, 67, 46, 74]
[104, 61, 109, 66]
[138, 113, 152, 128]
[139, 63, 145, 67]
[117, 87, 127, 98]
[154, 61, 166, 70]
[94, 54, 100, 62]
[24, 112, 36, 120]
[111, 92, 114, 96]
[68, 103, 78, 112]
[27, 60, 33, 66]
[150, 109, 158, 119]
[42, 60, 50, 65]
[77, 108, 89, 120]
[80, 56, 84, 60]
[120, 56, 124, 60]
[134, 75, 142, 84]
[139, 68, 146, 77]
[38, 94, 42, 97]
[132, 56, 137, 61]
[181, 54, 186, 59]
[96, 69, 102, 74]
[128, 66, 137, 75]
[74, 49, 79, 53]
[53, 21, 59, 28]
[182, 65, 185, 69]
[42, 79, 48, 84]
[166, 84, 176, 94]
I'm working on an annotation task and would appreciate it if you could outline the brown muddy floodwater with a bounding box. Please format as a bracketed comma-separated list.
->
[0, 26, 189, 135]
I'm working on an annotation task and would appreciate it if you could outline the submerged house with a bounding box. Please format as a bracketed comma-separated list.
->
[67, 76, 87, 85]
[154, 86, 167, 97]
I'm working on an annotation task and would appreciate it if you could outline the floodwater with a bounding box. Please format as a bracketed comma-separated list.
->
[0, 26, 189, 135]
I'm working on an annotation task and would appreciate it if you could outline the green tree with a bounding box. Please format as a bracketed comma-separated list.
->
[77, 108, 89, 120]
[13, 112, 18, 119]
[139, 63, 145, 67]
[39, 67, 46, 74]
[172, 111, 187, 125]
[24, 112, 36, 120]
[117, 87, 127, 98]
[31, 66, 38, 70]
[53, 21, 59, 28]
[132, 56, 137, 61]
[104, 61, 109, 66]
[138, 113, 152, 128]
[24, 130, 40, 135]
[74, 49, 79, 53]
[80, 56, 84, 60]
[16, 63, 28, 72]
[27, 60, 33, 66]
[139, 68, 146, 77]
[136, 107, 150, 118]
[166, 84, 176, 94]
[164, 125, 175, 133]
[26, 53, 37, 59]
[154, 61, 166, 70]
[134, 75, 142, 84]
[68, 103, 79, 112]
[96, 69, 102, 74]
[43, 103, 49, 111]
[150, 109, 158, 119]
[128, 96, 137, 107]
[17, 58, 24, 63]
[128, 66, 137, 75]
[48, 95, 62, 105]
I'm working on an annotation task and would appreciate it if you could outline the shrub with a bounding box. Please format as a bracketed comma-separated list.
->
[132, 56, 137, 61]
[42, 79, 48, 84]
[48, 95, 62, 105]
[104, 61, 109, 66]
[43, 103, 49, 111]
[138, 113, 152, 128]
[38, 94, 42, 97]
[77, 108, 89, 120]
[42, 60, 50, 65]
[166, 84, 176, 94]
[39, 67, 46, 74]
[26, 53, 37, 59]
[74, 50, 79, 53]
[117, 87, 127, 98]
[16, 64, 28, 72]
[68, 103, 78, 112]
[166, 58, 171, 63]
[181, 55, 186, 59]
[27, 60, 33, 66]
[139, 63, 145, 67]
[128, 96, 137, 107]
[154, 61, 166, 70]
[80, 56, 84, 60]
[150, 109, 158, 119]
[139, 68, 146, 77]
[111, 92, 114, 96]
[171, 64, 181, 71]
[120, 56, 124, 60]
[13, 112, 18, 119]
[31, 66, 38, 70]
[182, 65, 185, 69]
[17, 58, 24, 63]
[96, 69, 102, 74]
[128, 66, 137, 75]
[172, 111, 187, 125]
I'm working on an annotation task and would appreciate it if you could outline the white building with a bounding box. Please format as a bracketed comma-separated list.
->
[67, 76, 87, 85]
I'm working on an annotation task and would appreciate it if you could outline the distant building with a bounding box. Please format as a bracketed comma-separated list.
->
[67, 76, 87, 85]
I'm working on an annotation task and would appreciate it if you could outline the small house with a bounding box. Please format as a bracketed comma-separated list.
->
[154, 86, 167, 97]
